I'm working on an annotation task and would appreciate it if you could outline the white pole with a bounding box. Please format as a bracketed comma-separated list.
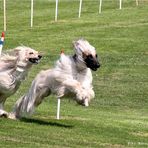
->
[0, 32, 5, 56]
[55, 0, 58, 21]
[119, 0, 122, 9]
[136, 0, 138, 6]
[31, 0, 34, 27]
[99, 0, 102, 14]
[3, 0, 6, 31]
[56, 98, 61, 120]
[78, 0, 82, 18]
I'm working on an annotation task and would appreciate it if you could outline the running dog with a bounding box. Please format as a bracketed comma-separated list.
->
[9, 39, 100, 119]
[0, 46, 42, 117]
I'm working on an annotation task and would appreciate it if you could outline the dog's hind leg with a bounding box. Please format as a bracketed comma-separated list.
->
[8, 95, 24, 119]
[9, 83, 51, 119]
[0, 100, 8, 118]
[9, 93, 39, 120]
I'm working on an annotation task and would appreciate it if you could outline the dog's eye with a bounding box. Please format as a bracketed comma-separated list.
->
[29, 52, 34, 55]
[96, 54, 98, 58]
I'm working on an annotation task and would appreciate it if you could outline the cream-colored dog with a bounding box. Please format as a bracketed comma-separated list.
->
[10, 39, 100, 119]
[0, 46, 42, 117]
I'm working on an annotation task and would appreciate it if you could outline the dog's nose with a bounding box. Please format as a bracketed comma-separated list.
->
[38, 55, 42, 59]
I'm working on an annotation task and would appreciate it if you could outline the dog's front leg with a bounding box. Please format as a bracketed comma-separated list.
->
[83, 87, 95, 106]
[62, 79, 89, 106]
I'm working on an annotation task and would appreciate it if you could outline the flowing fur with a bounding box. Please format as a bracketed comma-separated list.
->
[0, 46, 42, 117]
[9, 39, 100, 119]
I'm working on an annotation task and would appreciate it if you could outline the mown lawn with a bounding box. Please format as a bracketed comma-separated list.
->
[0, 0, 148, 147]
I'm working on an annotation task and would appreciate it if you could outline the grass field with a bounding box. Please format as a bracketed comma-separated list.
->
[0, 0, 148, 147]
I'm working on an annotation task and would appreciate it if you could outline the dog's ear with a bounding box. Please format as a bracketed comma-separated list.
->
[14, 48, 21, 56]
[73, 41, 79, 49]
[73, 41, 83, 55]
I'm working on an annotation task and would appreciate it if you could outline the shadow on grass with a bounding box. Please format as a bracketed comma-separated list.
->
[20, 118, 74, 128]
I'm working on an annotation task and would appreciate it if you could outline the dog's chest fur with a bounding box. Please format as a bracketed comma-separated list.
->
[54, 54, 92, 97]
[72, 68, 87, 83]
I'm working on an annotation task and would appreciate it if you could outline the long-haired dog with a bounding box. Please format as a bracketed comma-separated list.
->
[9, 39, 100, 119]
[0, 46, 42, 117]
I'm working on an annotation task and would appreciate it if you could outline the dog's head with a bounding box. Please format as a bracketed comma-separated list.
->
[73, 39, 100, 71]
[15, 46, 42, 65]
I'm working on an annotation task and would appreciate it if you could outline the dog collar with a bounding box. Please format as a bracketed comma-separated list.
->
[17, 61, 27, 67]
[16, 67, 24, 72]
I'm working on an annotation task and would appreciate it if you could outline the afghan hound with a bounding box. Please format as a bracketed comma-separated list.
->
[0, 46, 42, 117]
[9, 39, 100, 119]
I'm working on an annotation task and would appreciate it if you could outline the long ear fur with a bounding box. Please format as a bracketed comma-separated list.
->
[73, 40, 83, 55]
[12, 48, 21, 57]
[73, 41, 78, 49]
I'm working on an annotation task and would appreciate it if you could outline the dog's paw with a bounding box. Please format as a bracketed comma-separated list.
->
[0, 111, 8, 118]
[8, 112, 18, 120]
[83, 99, 89, 107]
[76, 90, 90, 107]
[76, 97, 89, 107]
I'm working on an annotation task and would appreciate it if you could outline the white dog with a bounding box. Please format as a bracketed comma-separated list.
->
[9, 39, 100, 119]
[0, 46, 42, 117]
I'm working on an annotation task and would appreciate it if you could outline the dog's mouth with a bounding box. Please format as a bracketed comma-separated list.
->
[29, 55, 42, 64]
[85, 61, 100, 71]
[91, 67, 98, 71]
[84, 54, 100, 71]
[29, 58, 41, 64]
[29, 58, 39, 64]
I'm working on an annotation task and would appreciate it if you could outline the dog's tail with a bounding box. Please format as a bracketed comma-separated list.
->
[23, 81, 38, 115]
[12, 80, 37, 118]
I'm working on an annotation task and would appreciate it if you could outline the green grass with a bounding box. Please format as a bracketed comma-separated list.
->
[0, 0, 148, 147]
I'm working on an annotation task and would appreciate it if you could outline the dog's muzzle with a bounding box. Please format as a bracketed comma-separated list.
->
[84, 55, 100, 71]
[29, 55, 42, 64]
